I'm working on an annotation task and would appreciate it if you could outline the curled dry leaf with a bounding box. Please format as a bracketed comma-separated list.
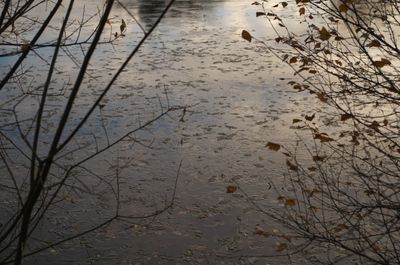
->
[242, 30, 252, 42]
[226, 185, 237, 193]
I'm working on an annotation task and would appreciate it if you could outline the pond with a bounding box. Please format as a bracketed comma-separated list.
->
[0, 0, 323, 264]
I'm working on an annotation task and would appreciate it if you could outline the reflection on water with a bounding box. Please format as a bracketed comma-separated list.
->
[0, 1, 319, 264]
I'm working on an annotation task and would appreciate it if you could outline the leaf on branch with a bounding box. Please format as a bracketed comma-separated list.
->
[319, 27, 331, 41]
[334, 223, 349, 232]
[242, 30, 252, 42]
[314, 133, 334, 142]
[299, 7, 305, 15]
[308, 166, 317, 171]
[256, 12, 266, 17]
[372, 244, 381, 253]
[120, 19, 127, 33]
[339, 4, 348, 12]
[292, 118, 302, 123]
[20, 44, 30, 52]
[266, 142, 281, 151]
[312, 155, 327, 162]
[305, 113, 315, 121]
[316, 93, 328, 103]
[373, 58, 391, 68]
[286, 160, 298, 171]
[340, 113, 353, 121]
[366, 40, 381, 48]
[281, 2, 288, 8]
[289, 57, 298, 64]
[369, 120, 380, 129]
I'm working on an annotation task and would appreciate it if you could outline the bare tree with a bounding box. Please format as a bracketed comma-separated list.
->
[0, 0, 183, 264]
[243, 0, 400, 264]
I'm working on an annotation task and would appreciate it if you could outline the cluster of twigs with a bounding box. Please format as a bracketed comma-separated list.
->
[0, 0, 182, 264]
[244, 0, 400, 264]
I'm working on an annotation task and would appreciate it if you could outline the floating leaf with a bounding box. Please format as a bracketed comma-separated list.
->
[334, 223, 349, 232]
[266, 142, 281, 151]
[254, 224, 271, 237]
[276, 242, 288, 252]
[299, 7, 305, 15]
[226, 185, 237, 193]
[242, 30, 252, 42]
[285, 199, 296, 206]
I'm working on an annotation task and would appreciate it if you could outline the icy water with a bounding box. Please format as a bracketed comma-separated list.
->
[0, 0, 322, 264]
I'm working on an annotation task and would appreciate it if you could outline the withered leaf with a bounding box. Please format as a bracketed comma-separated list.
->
[226, 185, 237, 193]
[266, 142, 281, 151]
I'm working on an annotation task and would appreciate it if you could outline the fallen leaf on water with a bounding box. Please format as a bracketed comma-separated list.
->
[276, 242, 288, 252]
[226, 185, 237, 193]
[285, 199, 296, 206]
